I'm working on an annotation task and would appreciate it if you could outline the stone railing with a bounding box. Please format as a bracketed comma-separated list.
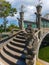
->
[29, 28, 49, 65]
[31, 29, 43, 65]
[34, 28, 49, 37]
[42, 28, 49, 35]
[35, 28, 49, 60]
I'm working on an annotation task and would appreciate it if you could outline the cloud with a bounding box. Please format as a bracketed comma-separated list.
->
[6, 0, 49, 21]
[42, 0, 49, 14]
[24, 5, 36, 21]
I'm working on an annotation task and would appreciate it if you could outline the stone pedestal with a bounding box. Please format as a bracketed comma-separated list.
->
[35, 5, 42, 39]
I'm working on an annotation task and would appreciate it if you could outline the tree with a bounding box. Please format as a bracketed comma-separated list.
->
[0, 24, 3, 33]
[0, 0, 4, 2]
[3, 20, 8, 32]
[8, 24, 19, 31]
[0, 0, 17, 32]
[0, 0, 17, 17]
[0, 24, 3, 40]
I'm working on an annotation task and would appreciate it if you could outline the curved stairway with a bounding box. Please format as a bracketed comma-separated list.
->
[0, 31, 32, 65]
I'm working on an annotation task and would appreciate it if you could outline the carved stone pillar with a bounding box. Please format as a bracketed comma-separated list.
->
[35, 5, 42, 39]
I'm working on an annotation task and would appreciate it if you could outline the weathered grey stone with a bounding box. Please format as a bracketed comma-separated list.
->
[26, 59, 34, 65]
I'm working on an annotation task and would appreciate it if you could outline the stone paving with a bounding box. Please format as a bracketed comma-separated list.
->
[37, 60, 45, 65]
[38, 59, 49, 65]
[0, 61, 4, 65]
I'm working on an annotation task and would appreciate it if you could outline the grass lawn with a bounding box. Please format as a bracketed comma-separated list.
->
[38, 46, 49, 62]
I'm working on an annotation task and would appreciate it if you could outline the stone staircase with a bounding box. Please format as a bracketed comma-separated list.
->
[0, 31, 32, 65]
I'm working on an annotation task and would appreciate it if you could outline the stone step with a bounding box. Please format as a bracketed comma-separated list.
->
[0, 31, 31, 65]
[16, 35, 26, 39]
[1, 49, 26, 65]
[18, 32, 26, 36]
[19, 31, 25, 34]
[13, 38, 26, 43]
[7, 43, 25, 51]
[0, 54, 26, 65]
[1, 49, 18, 65]
[10, 41, 26, 48]
[0, 58, 9, 65]
[7, 43, 26, 54]
[3, 45, 26, 59]
[19, 31, 24, 33]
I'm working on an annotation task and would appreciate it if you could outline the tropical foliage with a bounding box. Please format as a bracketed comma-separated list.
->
[0, 0, 17, 32]
[8, 24, 19, 31]
[0, 0, 17, 17]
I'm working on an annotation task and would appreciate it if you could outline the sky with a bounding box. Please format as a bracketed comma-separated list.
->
[0, 0, 49, 26]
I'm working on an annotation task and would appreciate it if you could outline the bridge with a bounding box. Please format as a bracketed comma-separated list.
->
[0, 4, 49, 65]
[0, 28, 49, 65]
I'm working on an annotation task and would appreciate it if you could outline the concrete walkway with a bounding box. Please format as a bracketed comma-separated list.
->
[38, 59, 49, 65]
